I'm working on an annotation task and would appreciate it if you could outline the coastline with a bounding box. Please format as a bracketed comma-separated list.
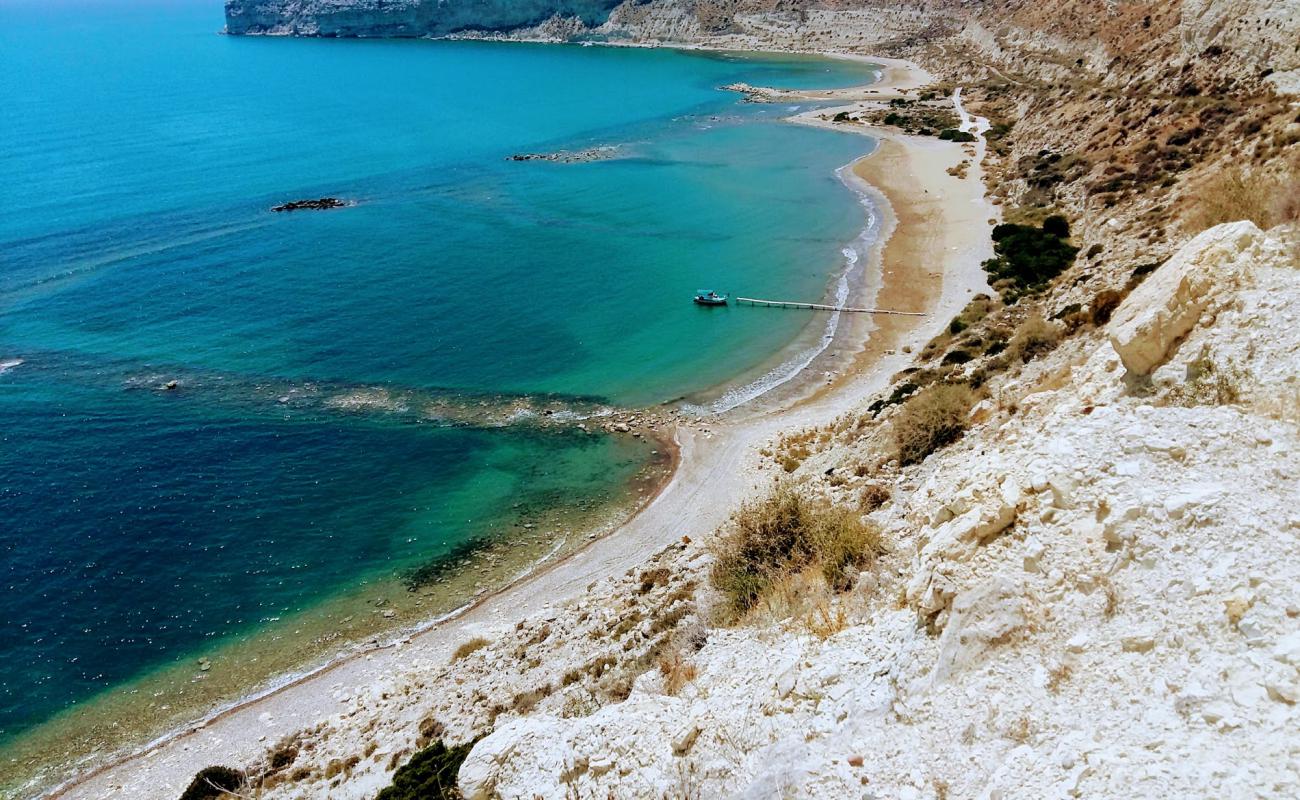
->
[46, 54, 994, 800]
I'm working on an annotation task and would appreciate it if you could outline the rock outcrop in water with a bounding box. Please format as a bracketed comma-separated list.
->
[224, 0, 625, 37]
[270, 197, 347, 212]
[507, 146, 620, 164]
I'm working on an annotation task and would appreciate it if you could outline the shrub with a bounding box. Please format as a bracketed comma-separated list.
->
[1006, 315, 1061, 363]
[376, 739, 477, 800]
[859, 483, 891, 512]
[1041, 214, 1070, 238]
[983, 219, 1080, 301]
[1089, 289, 1124, 325]
[892, 383, 977, 465]
[1184, 158, 1300, 232]
[179, 766, 245, 800]
[267, 741, 299, 772]
[1165, 356, 1244, 406]
[938, 128, 977, 142]
[657, 651, 698, 696]
[450, 636, 490, 662]
[711, 487, 879, 618]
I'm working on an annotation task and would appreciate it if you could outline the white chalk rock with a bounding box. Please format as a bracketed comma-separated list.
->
[933, 575, 1025, 682]
[1108, 221, 1269, 375]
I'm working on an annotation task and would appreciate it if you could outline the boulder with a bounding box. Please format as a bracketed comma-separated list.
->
[932, 575, 1025, 682]
[1108, 222, 1276, 375]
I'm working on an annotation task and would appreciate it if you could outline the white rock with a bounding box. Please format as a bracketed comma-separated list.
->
[1121, 634, 1157, 653]
[1023, 536, 1046, 573]
[1109, 222, 1271, 375]
[932, 576, 1025, 682]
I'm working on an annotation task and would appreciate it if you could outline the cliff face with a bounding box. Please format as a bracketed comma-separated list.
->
[223, 0, 628, 37]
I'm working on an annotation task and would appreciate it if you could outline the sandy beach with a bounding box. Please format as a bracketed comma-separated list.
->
[48, 55, 994, 800]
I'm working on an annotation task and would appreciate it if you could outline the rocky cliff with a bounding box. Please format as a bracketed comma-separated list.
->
[223, 0, 627, 37]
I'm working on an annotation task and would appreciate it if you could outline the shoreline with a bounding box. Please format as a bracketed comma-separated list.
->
[46, 53, 994, 800]
[6, 425, 678, 800]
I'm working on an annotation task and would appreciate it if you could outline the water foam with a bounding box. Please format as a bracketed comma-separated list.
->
[682, 163, 881, 415]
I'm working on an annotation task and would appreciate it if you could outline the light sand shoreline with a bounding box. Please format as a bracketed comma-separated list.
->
[47, 55, 994, 800]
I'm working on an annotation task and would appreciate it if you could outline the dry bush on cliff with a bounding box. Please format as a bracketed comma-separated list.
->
[450, 636, 490, 663]
[1006, 314, 1062, 364]
[711, 486, 879, 620]
[657, 650, 698, 696]
[1185, 158, 1300, 233]
[892, 382, 977, 466]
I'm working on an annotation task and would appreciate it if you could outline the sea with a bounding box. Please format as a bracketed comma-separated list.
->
[0, 0, 878, 791]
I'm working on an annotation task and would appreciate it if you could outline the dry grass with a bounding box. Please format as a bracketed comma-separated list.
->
[1089, 288, 1124, 326]
[1006, 314, 1061, 364]
[803, 598, 848, 640]
[859, 483, 891, 512]
[657, 651, 699, 696]
[1046, 661, 1073, 693]
[711, 486, 880, 620]
[892, 382, 977, 465]
[1164, 355, 1244, 407]
[450, 636, 490, 662]
[1099, 575, 1121, 618]
[1184, 157, 1300, 233]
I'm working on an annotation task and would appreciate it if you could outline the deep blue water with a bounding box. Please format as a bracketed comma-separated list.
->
[0, 0, 876, 757]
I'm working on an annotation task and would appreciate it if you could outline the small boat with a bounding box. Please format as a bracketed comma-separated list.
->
[693, 290, 728, 306]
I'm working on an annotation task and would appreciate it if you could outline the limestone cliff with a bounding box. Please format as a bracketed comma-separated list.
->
[223, 0, 627, 37]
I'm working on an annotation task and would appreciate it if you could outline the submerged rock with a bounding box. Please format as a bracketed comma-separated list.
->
[507, 146, 619, 164]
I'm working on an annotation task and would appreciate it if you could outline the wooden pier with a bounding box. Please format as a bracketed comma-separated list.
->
[734, 296, 925, 317]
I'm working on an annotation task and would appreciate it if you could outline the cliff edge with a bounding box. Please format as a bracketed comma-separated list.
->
[223, 0, 625, 37]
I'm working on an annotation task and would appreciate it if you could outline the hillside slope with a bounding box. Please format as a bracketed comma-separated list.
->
[458, 219, 1300, 798]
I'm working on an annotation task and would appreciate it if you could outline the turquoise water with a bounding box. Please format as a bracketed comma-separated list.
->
[0, 0, 876, 773]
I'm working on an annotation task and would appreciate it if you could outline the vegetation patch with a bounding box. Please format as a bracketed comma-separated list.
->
[1164, 355, 1245, 407]
[938, 128, 977, 142]
[1184, 158, 1300, 233]
[892, 383, 977, 465]
[376, 739, 477, 800]
[711, 487, 880, 619]
[982, 216, 1080, 302]
[179, 766, 246, 800]
[1006, 315, 1062, 363]
[450, 636, 490, 662]
[873, 105, 961, 136]
[866, 380, 920, 417]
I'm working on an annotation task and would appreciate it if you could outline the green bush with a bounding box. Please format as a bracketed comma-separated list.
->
[983, 218, 1079, 302]
[938, 128, 977, 142]
[179, 766, 245, 800]
[376, 740, 477, 800]
[711, 487, 880, 618]
[1041, 214, 1070, 238]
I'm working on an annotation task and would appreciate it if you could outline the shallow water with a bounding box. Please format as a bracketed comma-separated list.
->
[0, 0, 877, 784]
